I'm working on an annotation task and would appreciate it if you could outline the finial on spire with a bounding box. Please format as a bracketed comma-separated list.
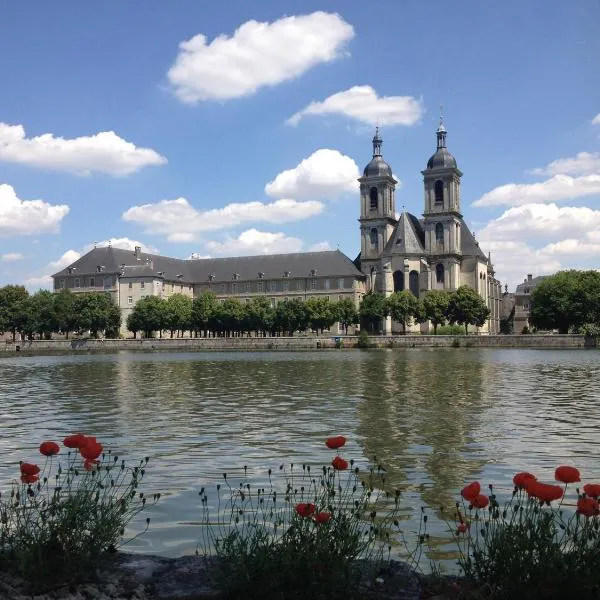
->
[439, 104, 445, 129]
[436, 105, 447, 149]
[372, 126, 382, 157]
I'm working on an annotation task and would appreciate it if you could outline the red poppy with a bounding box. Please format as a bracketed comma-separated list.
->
[527, 481, 563, 503]
[64, 433, 87, 449]
[83, 459, 99, 471]
[20, 473, 39, 484]
[513, 472, 536, 489]
[471, 494, 489, 509]
[20, 463, 40, 476]
[39, 441, 60, 456]
[325, 436, 346, 450]
[460, 482, 480, 502]
[314, 511, 332, 524]
[80, 439, 103, 461]
[555, 465, 580, 484]
[583, 483, 600, 499]
[295, 503, 315, 518]
[456, 523, 469, 534]
[577, 496, 600, 518]
[332, 456, 348, 471]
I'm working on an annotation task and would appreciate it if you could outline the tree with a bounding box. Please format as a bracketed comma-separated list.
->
[192, 292, 217, 337]
[244, 297, 275, 336]
[359, 292, 388, 333]
[305, 297, 336, 334]
[447, 286, 490, 334]
[213, 298, 244, 336]
[53, 289, 77, 338]
[28, 290, 58, 339]
[0, 285, 30, 341]
[274, 298, 310, 336]
[165, 294, 193, 338]
[530, 270, 600, 334]
[127, 296, 166, 338]
[386, 291, 421, 334]
[73, 293, 120, 337]
[421, 290, 452, 334]
[334, 299, 359, 334]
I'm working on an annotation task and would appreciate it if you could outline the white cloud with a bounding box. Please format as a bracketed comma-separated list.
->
[204, 229, 304, 256]
[0, 183, 69, 236]
[122, 197, 323, 238]
[592, 113, 600, 125]
[265, 149, 359, 200]
[531, 152, 600, 176]
[286, 85, 423, 127]
[167, 12, 354, 103]
[84, 238, 159, 254]
[49, 249, 82, 270]
[308, 241, 332, 251]
[0, 123, 166, 176]
[0, 252, 24, 262]
[23, 274, 53, 289]
[473, 174, 600, 207]
[167, 232, 196, 243]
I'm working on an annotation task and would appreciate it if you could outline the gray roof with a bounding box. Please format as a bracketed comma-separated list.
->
[515, 275, 549, 293]
[383, 212, 425, 255]
[460, 221, 488, 260]
[363, 155, 393, 177]
[426, 147, 458, 170]
[51, 247, 364, 283]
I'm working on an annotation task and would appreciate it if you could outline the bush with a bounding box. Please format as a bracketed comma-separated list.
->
[356, 330, 371, 348]
[521, 325, 530, 334]
[0, 435, 157, 589]
[579, 323, 600, 337]
[435, 324, 465, 335]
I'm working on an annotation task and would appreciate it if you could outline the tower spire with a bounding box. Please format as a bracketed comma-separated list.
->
[436, 105, 447, 149]
[372, 126, 382, 157]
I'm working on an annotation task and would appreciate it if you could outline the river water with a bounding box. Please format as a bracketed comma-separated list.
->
[0, 348, 598, 563]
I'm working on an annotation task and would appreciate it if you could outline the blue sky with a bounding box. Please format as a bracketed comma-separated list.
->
[0, 0, 598, 289]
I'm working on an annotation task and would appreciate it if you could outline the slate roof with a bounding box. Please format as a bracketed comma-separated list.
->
[51, 247, 364, 283]
[383, 212, 425, 255]
[459, 221, 488, 260]
[515, 275, 549, 294]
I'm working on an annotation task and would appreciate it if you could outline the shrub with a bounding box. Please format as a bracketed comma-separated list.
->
[356, 330, 371, 348]
[579, 323, 600, 337]
[521, 325, 530, 334]
[435, 324, 465, 335]
[0, 435, 157, 589]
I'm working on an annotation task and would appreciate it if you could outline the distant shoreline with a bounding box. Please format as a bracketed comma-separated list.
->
[0, 334, 594, 355]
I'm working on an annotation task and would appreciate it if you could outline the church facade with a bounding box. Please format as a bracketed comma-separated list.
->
[356, 122, 502, 333]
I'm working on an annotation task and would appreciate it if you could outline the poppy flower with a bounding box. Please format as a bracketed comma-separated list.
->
[555, 466, 580, 484]
[83, 459, 99, 471]
[332, 456, 348, 471]
[460, 482, 480, 502]
[64, 433, 87, 449]
[513, 472, 536, 489]
[527, 482, 563, 503]
[583, 483, 600, 499]
[471, 494, 489, 509]
[295, 503, 315, 518]
[20, 463, 40, 476]
[325, 436, 346, 450]
[456, 523, 469, 534]
[39, 441, 60, 456]
[20, 473, 39, 484]
[577, 496, 600, 518]
[314, 511, 332, 524]
[80, 439, 103, 461]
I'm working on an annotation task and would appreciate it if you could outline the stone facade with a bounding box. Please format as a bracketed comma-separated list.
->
[513, 274, 549, 332]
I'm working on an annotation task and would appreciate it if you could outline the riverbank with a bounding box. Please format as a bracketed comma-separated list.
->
[0, 333, 595, 354]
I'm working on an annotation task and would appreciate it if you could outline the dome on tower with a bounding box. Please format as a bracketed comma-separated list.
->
[363, 127, 393, 177]
[426, 117, 458, 170]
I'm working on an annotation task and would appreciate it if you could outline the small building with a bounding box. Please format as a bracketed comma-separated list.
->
[514, 274, 549, 332]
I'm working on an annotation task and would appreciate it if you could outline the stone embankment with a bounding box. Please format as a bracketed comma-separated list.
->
[0, 334, 594, 354]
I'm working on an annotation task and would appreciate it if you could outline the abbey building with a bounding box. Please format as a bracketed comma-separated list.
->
[51, 121, 501, 335]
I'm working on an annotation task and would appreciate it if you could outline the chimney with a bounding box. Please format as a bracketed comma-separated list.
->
[134, 246, 141, 260]
[527, 274, 532, 281]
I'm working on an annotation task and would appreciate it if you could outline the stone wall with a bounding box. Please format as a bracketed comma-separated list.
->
[0, 334, 594, 354]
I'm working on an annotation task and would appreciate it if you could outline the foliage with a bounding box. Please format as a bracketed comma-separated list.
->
[164, 294, 193, 338]
[421, 290, 452, 334]
[0, 285, 29, 340]
[579, 323, 600, 337]
[128, 295, 166, 338]
[192, 291, 218, 336]
[274, 298, 308, 336]
[334, 298, 359, 334]
[359, 292, 388, 333]
[447, 286, 490, 335]
[73, 293, 121, 338]
[435, 324, 465, 336]
[531, 270, 600, 334]
[356, 330, 371, 348]
[305, 297, 336, 334]
[386, 291, 421, 334]
[0, 435, 157, 589]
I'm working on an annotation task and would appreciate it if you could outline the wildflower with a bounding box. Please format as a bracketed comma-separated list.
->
[471, 495, 489, 509]
[20, 474, 39, 484]
[314, 511, 332, 524]
[39, 441, 60, 456]
[83, 459, 99, 471]
[527, 481, 563, 503]
[577, 496, 600, 518]
[20, 463, 40, 476]
[295, 503, 315, 518]
[332, 456, 348, 471]
[325, 436, 346, 450]
[460, 482, 480, 502]
[513, 472, 536, 489]
[583, 483, 600, 499]
[555, 465, 580, 484]
[64, 433, 87, 449]
[80, 438, 103, 461]
[456, 523, 469, 534]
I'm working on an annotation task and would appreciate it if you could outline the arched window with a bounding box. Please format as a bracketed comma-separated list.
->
[436, 263, 445, 285]
[435, 222, 444, 246]
[434, 180, 444, 204]
[393, 270, 404, 292]
[409, 270, 419, 297]
[369, 228, 378, 249]
[369, 187, 378, 210]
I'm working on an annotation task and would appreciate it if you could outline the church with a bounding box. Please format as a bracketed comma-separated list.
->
[52, 120, 501, 335]
[356, 120, 502, 333]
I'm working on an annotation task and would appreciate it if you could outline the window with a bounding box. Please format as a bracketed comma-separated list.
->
[231, 283, 238, 294]
[324, 279, 330, 289]
[338, 278, 344, 289]
[436, 263, 445, 284]
[409, 270, 419, 297]
[310, 279, 317, 290]
[140, 281, 145, 289]
[89, 277, 95, 287]
[435, 222, 444, 246]
[74, 277, 80, 288]
[369, 187, 378, 210]
[269, 280, 277, 292]
[434, 180, 444, 203]
[59, 279, 65, 289]
[257, 281, 264, 293]
[104, 276, 112, 290]
[127, 296, 133, 305]
[128, 282, 133, 289]
[283, 280, 289, 291]
[393, 270, 404, 292]
[370, 228, 378, 249]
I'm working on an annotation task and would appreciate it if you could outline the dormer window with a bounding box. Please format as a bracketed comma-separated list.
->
[284, 271, 290, 278]
[310, 269, 317, 277]
[96, 265, 105, 273]
[233, 273, 240, 280]
[208, 274, 215, 282]
[176, 273, 183, 279]
[258, 272, 265, 279]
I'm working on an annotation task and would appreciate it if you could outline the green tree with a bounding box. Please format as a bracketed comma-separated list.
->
[386, 290, 421, 334]
[274, 298, 310, 336]
[334, 298, 359, 334]
[28, 290, 58, 339]
[359, 292, 388, 333]
[73, 293, 120, 338]
[53, 289, 77, 338]
[447, 286, 490, 335]
[165, 294, 193, 338]
[126, 310, 142, 339]
[421, 290, 452, 334]
[245, 297, 275, 336]
[305, 297, 336, 334]
[0, 285, 30, 341]
[126, 296, 166, 338]
[192, 292, 217, 337]
[530, 270, 600, 334]
[212, 298, 244, 336]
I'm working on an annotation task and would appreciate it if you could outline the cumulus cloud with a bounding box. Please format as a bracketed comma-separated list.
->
[49, 249, 82, 270]
[308, 241, 332, 251]
[592, 113, 600, 126]
[23, 274, 53, 288]
[0, 183, 69, 236]
[265, 149, 360, 200]
[0, 252, 24, 262]
[531, 152, 600, 177]
[204, 229, 304, 256]
[83, 238, 159, 254]
[167, 12, 354, 103]
[0, 123, 166, 176]
[287, 85, 423, 127]
[473, 174, 600, 207]
[122, 198, 323, 239]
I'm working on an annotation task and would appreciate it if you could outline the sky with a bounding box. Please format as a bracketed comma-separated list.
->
[0, 0, 598, 291]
